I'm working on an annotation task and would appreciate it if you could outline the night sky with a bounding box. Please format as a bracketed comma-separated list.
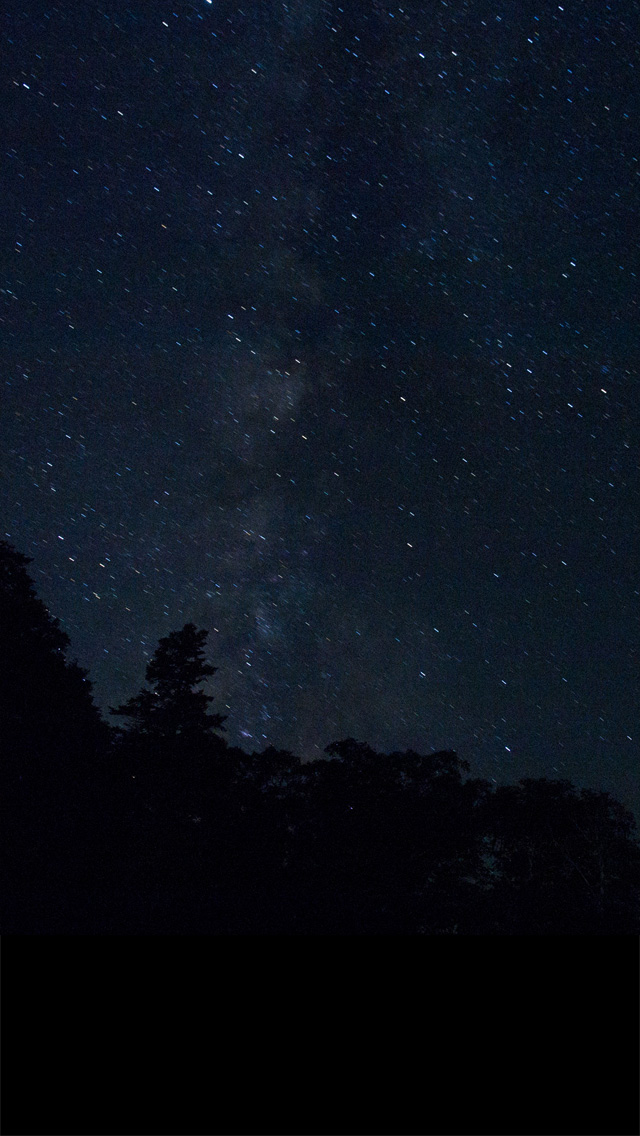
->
[3, 1, 639, 815]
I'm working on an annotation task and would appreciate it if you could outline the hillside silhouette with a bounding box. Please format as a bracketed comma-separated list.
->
[1, 539, 638, 935]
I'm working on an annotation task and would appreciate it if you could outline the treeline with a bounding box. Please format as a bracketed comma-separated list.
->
[1, 539, 638, 934]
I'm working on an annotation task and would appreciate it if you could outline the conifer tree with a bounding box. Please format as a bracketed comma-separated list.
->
[110, 622, 227, 742]
[0, 541, 108, 931]
[0, 539, 105, 796]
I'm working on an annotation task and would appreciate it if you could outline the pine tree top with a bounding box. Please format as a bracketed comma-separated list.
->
[110, 622, 227, 740]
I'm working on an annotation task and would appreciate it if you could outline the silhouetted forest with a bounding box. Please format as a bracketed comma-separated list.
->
[2, 539, 639, 935]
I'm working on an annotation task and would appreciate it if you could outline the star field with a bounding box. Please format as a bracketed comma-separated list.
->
[2, 1, 639, 814]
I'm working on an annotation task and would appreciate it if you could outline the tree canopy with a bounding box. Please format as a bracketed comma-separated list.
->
[1, 539, 639, 935]
[110, 622, 227, 742]
[0, 539, 106, 795]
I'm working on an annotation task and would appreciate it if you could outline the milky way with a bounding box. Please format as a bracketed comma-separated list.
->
[2, 2, 638, 815]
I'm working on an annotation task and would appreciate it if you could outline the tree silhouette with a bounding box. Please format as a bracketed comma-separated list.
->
[3, 538, 640, 935]
[0, 541, 106, 784]
[107, 623, 230, 922]
[478, 778, 640, 934]
[110, 622, 227, 741]
[269, 740, 485, 934]
[0, 540, 109, 931]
